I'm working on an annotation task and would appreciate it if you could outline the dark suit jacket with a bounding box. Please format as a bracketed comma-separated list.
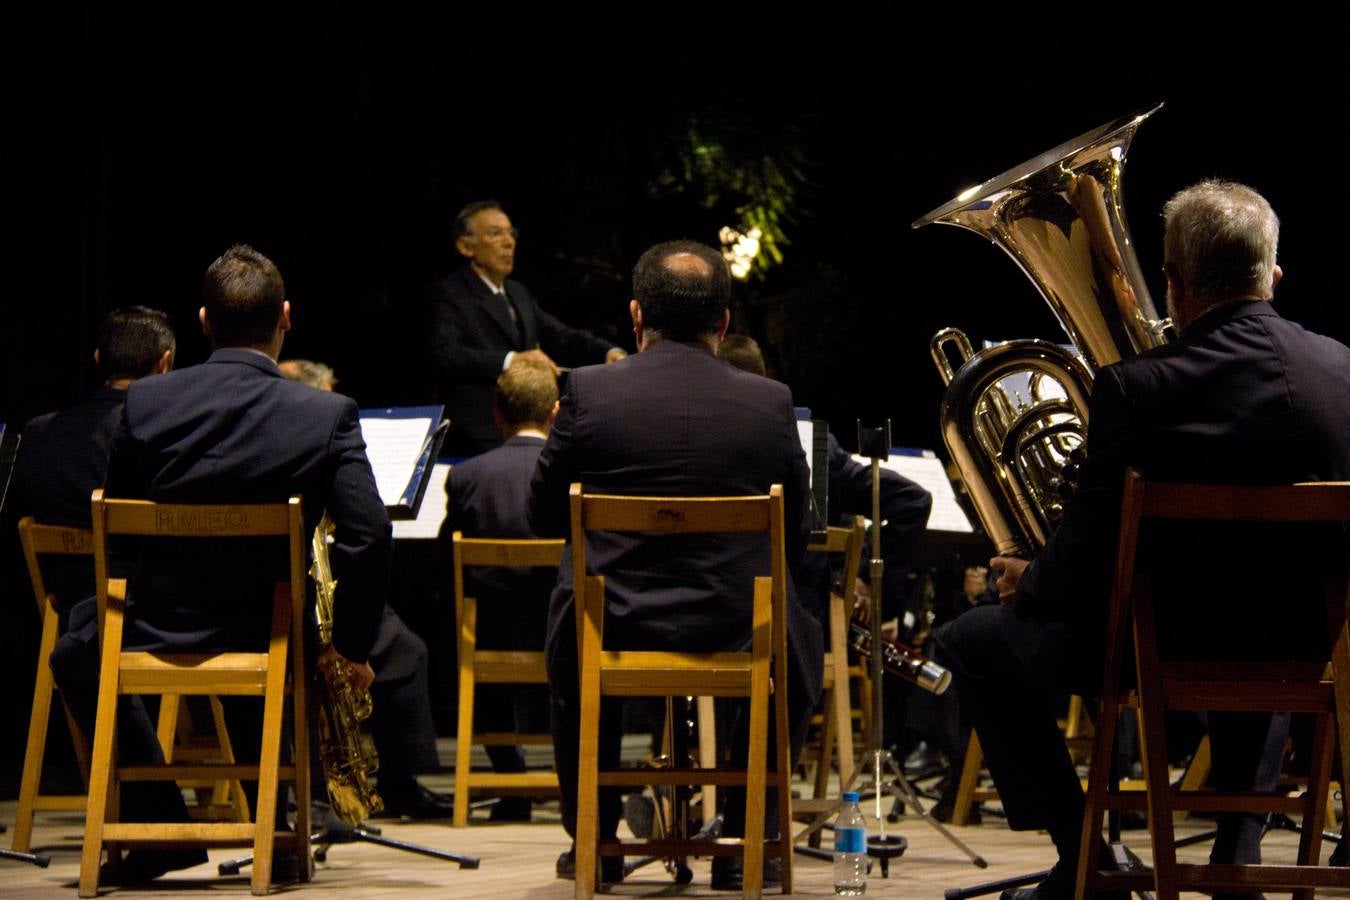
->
[104, 348, 392, 664]
[1017, 300, 1350, 667]
[441, 434, 553, 649]
[7, 385, 125, 616]
[527, 339, 821, 702]
[427, 266, 617, 455]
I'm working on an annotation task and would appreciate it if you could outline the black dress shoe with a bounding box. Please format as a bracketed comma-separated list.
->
[488, 796, 533, 822]
[375, 781, 454, 819]
[710, 855, 783, 891]
[99, 848, 209, 885]
[555, 847, 624, 884]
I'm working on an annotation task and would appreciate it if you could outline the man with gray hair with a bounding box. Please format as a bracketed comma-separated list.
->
[935, 181, 1350, 900]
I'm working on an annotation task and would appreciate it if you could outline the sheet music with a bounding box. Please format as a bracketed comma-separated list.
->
[392, 463, 451, 540]
[359, 416, 434, 507]
[795, 418, 816, 493]
[852, 449, 974, 533]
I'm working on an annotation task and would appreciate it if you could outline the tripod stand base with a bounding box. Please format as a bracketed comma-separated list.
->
[217, 823, 480, 875]
[867, 834, 907, 878]
[0, 849, 50, 868]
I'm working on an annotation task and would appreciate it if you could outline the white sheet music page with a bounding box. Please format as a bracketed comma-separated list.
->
[392, 462, 451, 540]
[851, 449, 974, 533]
[358, 415, 433, 506]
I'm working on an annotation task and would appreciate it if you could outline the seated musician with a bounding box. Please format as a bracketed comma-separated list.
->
[50, 244, 392, 884]
[8, 307, 175, 632]
[439, 357, 560, 822]
[933, 181, 1350, 900]
[279, 358, 451, 819]
[526, 240, 820, 891]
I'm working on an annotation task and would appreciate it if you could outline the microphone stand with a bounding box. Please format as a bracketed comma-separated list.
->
[796, 421, 986, 879]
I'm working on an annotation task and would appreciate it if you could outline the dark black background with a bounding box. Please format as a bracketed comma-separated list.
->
[6, 7, 1347, 453]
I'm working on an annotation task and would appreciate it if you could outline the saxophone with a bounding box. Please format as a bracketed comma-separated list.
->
[312, 514, 384, 823]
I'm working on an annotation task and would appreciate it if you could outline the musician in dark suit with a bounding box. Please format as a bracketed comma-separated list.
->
[426, 200, 625, 457]
[934, 181, 1350, 900]
[50, 244, 392, 884]
[7, 306, 175, 629]
[440, 358, 559, 821]
[278, 358, 450, 819]
[528, 240, 819, 890]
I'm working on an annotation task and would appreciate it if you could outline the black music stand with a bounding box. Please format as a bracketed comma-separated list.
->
[795, 422, 987, 880]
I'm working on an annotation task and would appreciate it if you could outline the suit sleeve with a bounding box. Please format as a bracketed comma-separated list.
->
[527, 374, 581, 539]
[531, 298, 618, 367]
[325, 399, 393, 664]
[427, 281, 513, 383]
[1015, 364, 1132, 625]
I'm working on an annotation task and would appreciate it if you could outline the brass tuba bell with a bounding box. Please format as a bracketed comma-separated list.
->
[913, 105, 1171, 557]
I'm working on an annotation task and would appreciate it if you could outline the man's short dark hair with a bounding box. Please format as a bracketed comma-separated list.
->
[452, 200, 504, 241]
[97, 306, 176, 381]
[632, 240, 731, 341]
[202, 244, 285, 347]
[494, 358, 558, 429]
[717, 334, 766, 376]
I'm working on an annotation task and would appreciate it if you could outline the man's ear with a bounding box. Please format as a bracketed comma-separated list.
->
[1270, 263, 1283, 294]
[199, 306, 211, 338]
[547, 400, 560, 427]
[154, 349, 173, 375]
[1163, 262, 1184, 303]
[93, 348, 101, 369]
[716, 308, 731, 340]
[279, 300, 292, 333]
[629, 299, 642, 329]
[456, 234, 474, 260]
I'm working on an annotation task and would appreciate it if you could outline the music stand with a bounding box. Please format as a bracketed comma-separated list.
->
[796, 421, 987, 880]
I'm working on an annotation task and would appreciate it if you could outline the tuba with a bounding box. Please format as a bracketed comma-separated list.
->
[912, 105, 1171, 558]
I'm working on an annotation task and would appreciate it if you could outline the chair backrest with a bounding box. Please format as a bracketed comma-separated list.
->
[89, 488, 306, 631]
[1112, 468, 1350, 664]
[17, 517, 93, 617]
[567, 482, 787, 655]
[450, 531, 566, 627]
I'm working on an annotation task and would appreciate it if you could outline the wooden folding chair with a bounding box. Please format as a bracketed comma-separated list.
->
[1078, 470, 1350, 899]
[793, 517, 864, 845]
[13, 519, 94, 854]
[570, 483, 793, 899]
[451, 532, 565, 827]
[78, 491, 312, 897]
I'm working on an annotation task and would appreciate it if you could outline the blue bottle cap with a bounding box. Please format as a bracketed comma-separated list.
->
[842, 791, 860, 803]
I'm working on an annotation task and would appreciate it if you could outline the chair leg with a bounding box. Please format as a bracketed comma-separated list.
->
[454, 596, 478, 827]
[575, 666, 601, 900]
[250, 590, 293, 896]
[697, 696, 717, 820]
[207, 696, 251, 821]
[1075, 695, 1120, 899]
[1293, 709, 1335, 900]
[79, 608, 126, 898]
[14, 607, 62, 854]
[952, 732, 984, 827]
[742, 661, 770, 897]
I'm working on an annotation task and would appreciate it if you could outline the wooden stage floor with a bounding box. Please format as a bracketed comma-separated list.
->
[6, 788, 1349, 898]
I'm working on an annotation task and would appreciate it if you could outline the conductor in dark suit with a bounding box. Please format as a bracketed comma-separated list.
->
[441, 358, 559, 821]
[528, 240, 819, 889]
[7, 306, 175, 629]
[50, 244, 392, 884]
[934, 181, 1350, 900]
[426, 200, 625, 457]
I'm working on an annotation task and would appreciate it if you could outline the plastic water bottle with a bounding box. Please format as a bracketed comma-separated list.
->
[833, 790, 867, 895]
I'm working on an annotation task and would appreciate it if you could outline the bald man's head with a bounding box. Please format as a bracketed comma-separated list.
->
[632, 240, 731, 341]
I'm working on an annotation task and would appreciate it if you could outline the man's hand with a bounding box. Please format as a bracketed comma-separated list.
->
[515, 348, 559, 376]
[604, 347, 627, 364]
[989, 556, 1030, 604]
[319, 644, 376, 693]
